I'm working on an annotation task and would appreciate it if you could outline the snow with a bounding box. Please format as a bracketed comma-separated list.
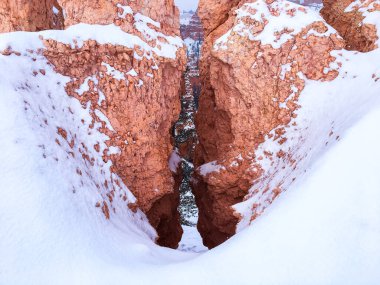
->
[116, 4, 133, 18]
[97, 90, 106, 105]
[0, 21, 183, 60]
[178, 226, 208, 253]
[52, 6, 59, 15]
[94, 109, 115, 132]
[184, 37, 195, 47]
[76, 75, 98, 95]
[2, 67, 380, 282]
[127, 68, 138, 77]
[215, 0, 335, 50]
[101, 62, 126, 81]
[234, 43, 380, 231]
[198, 160, 226, 176]
[169, 149, 182, 173]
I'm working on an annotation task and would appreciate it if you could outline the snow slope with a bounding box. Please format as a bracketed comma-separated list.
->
[2, 65, 380, 283]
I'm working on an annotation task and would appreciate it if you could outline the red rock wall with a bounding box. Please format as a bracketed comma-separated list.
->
[59, 0, 180, 35]
[194, 0, 379, 248]
[321, 0, 380, 52]
[0, 0, 186, 248]
[0, 0, 64, 32]
[198, 0, 241, 36]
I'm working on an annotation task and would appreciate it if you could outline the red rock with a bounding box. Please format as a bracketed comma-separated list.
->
[0, 0, 64, 32]
[195, 0, 348, 248]
[59, 0, 180, 35]
[321, 0, 380, 52]
[0, 0, 186, 249]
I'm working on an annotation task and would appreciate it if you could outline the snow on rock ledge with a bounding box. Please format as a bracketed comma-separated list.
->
[321, 0, 380, 52]
[0, 0, 186, 249]
[195, 0, 380, 248]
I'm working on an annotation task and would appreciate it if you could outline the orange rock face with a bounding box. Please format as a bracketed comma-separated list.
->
[321, 0, 380, 52]
[0, 0, 64, 32]
[0, 0, 186, 248]
[195, 0, 348, 248]
[198, 0, 241, 36]
[59, 0, 180, 35]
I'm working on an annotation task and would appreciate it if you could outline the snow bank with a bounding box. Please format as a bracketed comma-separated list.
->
[2, 65, 379, 283]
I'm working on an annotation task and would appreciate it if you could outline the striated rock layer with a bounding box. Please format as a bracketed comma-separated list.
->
[195, 0, 380, 248]
[0, 0, 186, 248]
[0, 0, 64, 32]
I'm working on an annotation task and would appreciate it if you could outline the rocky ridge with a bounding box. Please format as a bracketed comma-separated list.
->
[195, 0, 380, 248]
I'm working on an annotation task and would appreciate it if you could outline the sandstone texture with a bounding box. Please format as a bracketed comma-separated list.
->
[0, 0, 64, 32]
[198, 0, 241, 36]
[0, 0, 186, 248]
[59, 0, 180, 35]
[321, 0, 380, 52]
[195, 0, 380, 248]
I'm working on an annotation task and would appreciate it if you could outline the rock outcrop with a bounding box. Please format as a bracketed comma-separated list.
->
[195, 0, 380, 248]
[198, 0, 241, 37]
[0, 0, 186, 248]
[59, 0, 180, 35]
[321, 0, 380, 52]
[0, 0, 64, 32]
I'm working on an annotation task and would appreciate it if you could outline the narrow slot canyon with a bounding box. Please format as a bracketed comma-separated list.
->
[172, 9, 206, 251]
[112, 0, 380, 251]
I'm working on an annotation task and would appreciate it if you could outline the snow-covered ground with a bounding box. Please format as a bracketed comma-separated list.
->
[1, 73, 380, 283]
[1, 1, 380, 284]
